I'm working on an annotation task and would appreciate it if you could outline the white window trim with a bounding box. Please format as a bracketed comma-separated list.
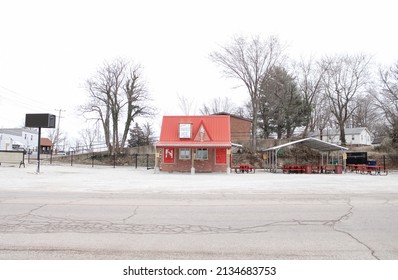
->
[195, 148, 208, 160]
[179, 148, 191, 160]
[179, 123, 192, 139]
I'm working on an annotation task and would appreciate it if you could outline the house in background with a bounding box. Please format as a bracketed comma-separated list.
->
[155, 115, 232, 173]
[310, 127, 373, 146]
[371, 136, 386, 147]
[0, 128, 38, 151]
[40, 138, 53, 154]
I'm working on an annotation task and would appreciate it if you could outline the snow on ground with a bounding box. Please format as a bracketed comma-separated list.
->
[0, 163, 397, 194]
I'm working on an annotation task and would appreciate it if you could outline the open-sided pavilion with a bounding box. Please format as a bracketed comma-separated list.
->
[263, 137, 348, 173]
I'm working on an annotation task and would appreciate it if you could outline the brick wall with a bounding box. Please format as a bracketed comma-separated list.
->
[160, 148, 228, 173]
[230, 116, 251, 143]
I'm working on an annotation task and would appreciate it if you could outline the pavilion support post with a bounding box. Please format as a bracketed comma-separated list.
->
[342, 150, 347, 173]
[154, 146, 159, 174]
[269, 151, 271, 172]
[191, 149, 195, 175]
[226, 148, 231, 174]
[321, 153, 324, 173]
[273, 150, 276, 172]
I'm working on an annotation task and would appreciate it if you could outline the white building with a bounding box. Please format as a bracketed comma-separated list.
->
[0, 128, 38, 152]
[310, 127, 373, 146]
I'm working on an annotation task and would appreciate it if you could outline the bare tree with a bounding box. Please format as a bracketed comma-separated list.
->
[199, 97, 237, 115]
[321, 54, 371, 145]
[350, 94, 382, 135]
[210, 35, 284, 151]
[80, 58, 153, 154]
[79, 126, 97, 152]
[142, 122, 155, 145]
[294, 57, 326, 137]
[46, 129, 67, 153]
[121, 64, 153, 147]
[373, 61, 398, 147]
[177, 93, 196, 115]
[314, 91, 334, 140]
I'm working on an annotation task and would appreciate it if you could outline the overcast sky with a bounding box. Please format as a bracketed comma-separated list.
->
[0, 0, 397, 143]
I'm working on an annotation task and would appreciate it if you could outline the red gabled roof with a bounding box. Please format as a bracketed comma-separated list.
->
[156, 115, 231, 147]
[40, 138, 53, 147]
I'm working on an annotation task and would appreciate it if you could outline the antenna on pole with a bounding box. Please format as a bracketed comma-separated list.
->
[53, 109, 65, 153]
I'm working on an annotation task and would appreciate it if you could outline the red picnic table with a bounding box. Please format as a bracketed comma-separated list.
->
[233, 163, 255, 173]
[281, 164, 343, 174]
[347, 164, 389, 175]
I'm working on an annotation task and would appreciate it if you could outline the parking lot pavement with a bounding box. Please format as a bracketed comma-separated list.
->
[0, 163, 397, 194]
[0, 164, 397, 259]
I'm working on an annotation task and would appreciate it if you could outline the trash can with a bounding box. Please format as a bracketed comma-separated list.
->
[304, 165, 312, 174]
[367, 160, 377, 166]
[335, 164, 343, 174]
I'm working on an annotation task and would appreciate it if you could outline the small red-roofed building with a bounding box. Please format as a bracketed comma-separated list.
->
[40, 138, 53, 154]
[155, 115, 232, 173]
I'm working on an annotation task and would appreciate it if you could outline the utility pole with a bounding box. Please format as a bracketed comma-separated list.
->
[54, 109, 65, 152]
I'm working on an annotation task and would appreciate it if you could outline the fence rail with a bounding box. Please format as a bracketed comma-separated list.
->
[38, 150, 156, 169]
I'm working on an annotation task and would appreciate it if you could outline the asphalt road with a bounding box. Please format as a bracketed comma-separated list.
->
[1, 190, 397, 259]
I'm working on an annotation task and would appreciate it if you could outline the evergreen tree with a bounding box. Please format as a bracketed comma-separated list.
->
[259, 66, 308, 139]
[128, 123, 145, 147]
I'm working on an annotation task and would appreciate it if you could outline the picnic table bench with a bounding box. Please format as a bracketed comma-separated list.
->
[347, 164, 368, 173]
[281, 164, 343, 174]
[322, 164, 336, 174]
[347, 164, 389, 175]
[281, 164, 306, 173]
[233, 163, 255, 173]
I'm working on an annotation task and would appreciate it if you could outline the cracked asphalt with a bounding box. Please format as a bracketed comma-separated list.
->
[0, 164, 397, 259]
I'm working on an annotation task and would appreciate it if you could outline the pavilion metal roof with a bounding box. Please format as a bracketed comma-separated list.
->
[263, 137, 348, 152]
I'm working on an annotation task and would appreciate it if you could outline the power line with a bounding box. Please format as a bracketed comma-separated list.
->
[0, 84, 52, 112]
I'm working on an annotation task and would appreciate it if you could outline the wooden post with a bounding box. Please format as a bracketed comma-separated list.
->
[191, 149, 195, 174]
[226, 148, 231, 174]
[154, 147, 159, 174]
[383, 155, 386, 170]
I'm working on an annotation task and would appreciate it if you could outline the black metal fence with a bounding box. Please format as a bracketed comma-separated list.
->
[38, 150, 156, 169]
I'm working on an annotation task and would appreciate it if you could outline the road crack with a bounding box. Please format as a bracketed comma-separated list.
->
[329, 199, 379, 260]
[27, 204, 48, 215]
[122, 206, 139, 223]
[383, 199, 398, 209]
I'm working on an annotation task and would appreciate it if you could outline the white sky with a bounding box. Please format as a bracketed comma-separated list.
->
[1, 0, 397, 144]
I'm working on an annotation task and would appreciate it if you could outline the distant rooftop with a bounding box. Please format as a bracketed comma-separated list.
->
[0, 128, 38, 136]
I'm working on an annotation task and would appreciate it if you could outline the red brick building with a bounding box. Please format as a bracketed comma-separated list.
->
[155, 115, 232, 173]
[213, 112, 251, 144]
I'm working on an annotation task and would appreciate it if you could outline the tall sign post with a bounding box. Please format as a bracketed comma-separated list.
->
[25, 114, 56, 173]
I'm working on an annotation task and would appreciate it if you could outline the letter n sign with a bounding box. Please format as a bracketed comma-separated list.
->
[164, 148, 174, 163]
